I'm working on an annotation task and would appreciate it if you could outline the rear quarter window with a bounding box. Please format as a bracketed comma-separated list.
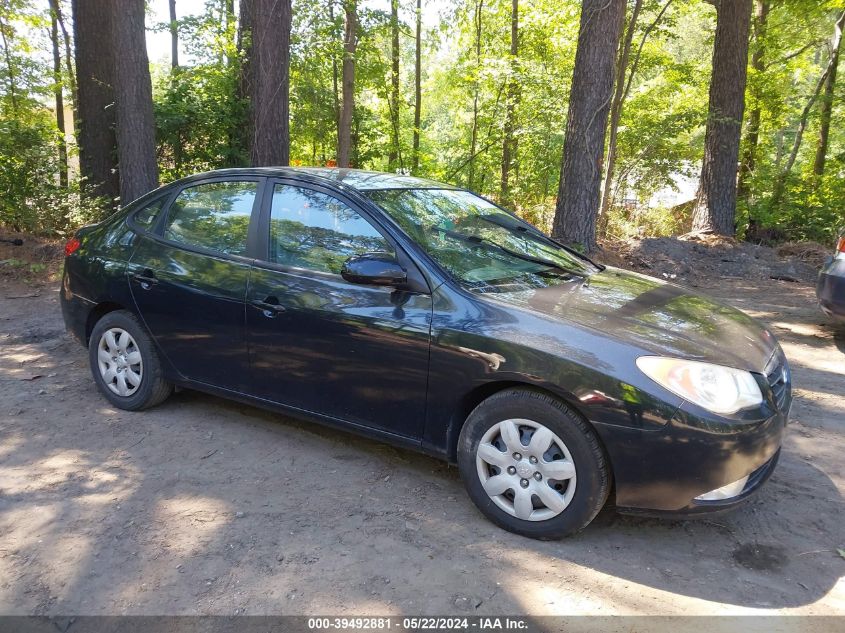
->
[132, 197, 166, 230]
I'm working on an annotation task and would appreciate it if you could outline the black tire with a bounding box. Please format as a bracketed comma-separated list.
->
[88, 310, 172, 411]
[457, 387, 609, 539]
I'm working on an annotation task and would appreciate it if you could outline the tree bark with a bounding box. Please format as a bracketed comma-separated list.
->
[224, 0, 235, 63]
[49, 2, 68, 188]
[245, 0, 291, 166]
[388, 0, 401, 170]
[72, 0, 119, 205]
[169, 0, 183, 171]
[53, 0, 76, 114]
[0, 12, 19, 114]
[468, 0, 484, 189]
[598, 0, 642, 224]
[329, 0, 341, 148]
[235, 0, 253, 166]
[813, 10, 845, 178]
[169, 0, 179, 70]
[412, 0, 422, 173]
[551, 0, 626, 252]
[112, 0, 159, 204]
[500, 0, 519, 204]
[690, 0, 752, 236]
[338, 0, 357, 168]
[737, 0, 769, 203]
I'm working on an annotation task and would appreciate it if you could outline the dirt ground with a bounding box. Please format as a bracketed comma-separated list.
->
[0, 233, 843, 619]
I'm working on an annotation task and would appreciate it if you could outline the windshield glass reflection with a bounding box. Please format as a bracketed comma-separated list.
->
[366, 188, 597, 293]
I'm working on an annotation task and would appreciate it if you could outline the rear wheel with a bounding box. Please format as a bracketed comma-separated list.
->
[88, 310, 172, 410]
[458, 388, 609, 539]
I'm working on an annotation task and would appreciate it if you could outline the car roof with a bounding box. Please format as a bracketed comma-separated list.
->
[174, 167, 458, 192]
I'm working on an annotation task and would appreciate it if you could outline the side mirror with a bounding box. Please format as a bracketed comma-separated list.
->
[341, 252, 407, 287]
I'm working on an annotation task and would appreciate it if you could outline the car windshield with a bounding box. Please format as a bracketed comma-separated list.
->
[364, 188, 597, 292]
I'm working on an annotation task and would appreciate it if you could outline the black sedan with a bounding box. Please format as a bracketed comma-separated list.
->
[61, 168, 791, 539]
[817, 229, 845, 320]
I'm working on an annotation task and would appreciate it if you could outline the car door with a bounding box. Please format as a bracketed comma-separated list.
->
[246, 180, 433, 439]
[127, 177, 264, 391]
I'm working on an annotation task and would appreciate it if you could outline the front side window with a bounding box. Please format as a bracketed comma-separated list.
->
[269, 184, 392, 274]
[163, 181, 258, 256]
[365, 188, 596, 292]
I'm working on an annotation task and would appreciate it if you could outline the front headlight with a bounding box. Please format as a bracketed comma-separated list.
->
[636, 356, 763, 415]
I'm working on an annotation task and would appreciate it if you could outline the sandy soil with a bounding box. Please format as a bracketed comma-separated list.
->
[0, 241, 843, 618]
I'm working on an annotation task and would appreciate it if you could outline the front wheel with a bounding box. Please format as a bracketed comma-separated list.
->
[88, 310, 172, 411]
[458, 388, 609, 539]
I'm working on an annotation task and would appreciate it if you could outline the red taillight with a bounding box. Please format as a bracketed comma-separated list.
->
[837, 235, 845, 254]
[64, 236, 81, 256]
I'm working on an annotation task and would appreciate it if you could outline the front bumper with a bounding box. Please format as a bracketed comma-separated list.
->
[618, 449, 780, 518]
[817, 256, 845, 319]
[594, 357, 790, 515]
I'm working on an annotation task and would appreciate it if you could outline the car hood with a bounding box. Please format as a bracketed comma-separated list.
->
[490, 266, 778, 373]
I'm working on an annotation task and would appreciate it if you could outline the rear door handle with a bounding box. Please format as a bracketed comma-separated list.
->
[132, 270, 158, 289]
[252, 296, 286, 317]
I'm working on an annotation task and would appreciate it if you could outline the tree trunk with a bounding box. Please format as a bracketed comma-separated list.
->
[468, 0, 483, 189]
[169, 0, 179, 70]
[412, 0, 422, 173]
[388, 0, 401, 170]
[352, 113, 360, 167]
[245, 0, 291, 166]
[690, 0, 752, 236]
[234, 0, 253, 166]
[813, 10, 845, 178]
[500, 0, 519, 204]
[169, 0, 183, 172]
[112, 0, 159, 204]
[221, 0, 234, 64]
[72, 0, 119, 205]
[772, 10, 845, 205]
[49, 2, 68, 188]
[551, 0, 626, 252]
[338, 0, 357, 168]
[0, 12, 19, 114]
[53, 0, 76, 115]
[329, 0, 341, 148]
[737, 0, 769, 203]
[598, 0, 642, 225]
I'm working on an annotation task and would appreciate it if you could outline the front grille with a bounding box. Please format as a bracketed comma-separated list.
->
[765, 352, 790, 412]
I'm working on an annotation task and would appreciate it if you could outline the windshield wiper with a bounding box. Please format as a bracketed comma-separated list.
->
[437, 227, 586, 278]
[476, 214, 607, 271]
[476, 214, 605, 272]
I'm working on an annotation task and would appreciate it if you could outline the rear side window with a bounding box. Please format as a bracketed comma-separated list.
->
[269, 184, 392, 273]
[163, 181, 258, 256]
[133, 197, 165, 230]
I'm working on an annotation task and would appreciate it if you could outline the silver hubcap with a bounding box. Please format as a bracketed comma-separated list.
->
[97, 328, 143, 397]
[475, 418, 577, 522]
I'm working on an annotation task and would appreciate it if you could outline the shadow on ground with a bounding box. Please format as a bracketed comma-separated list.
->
[0, 278, 843, 616]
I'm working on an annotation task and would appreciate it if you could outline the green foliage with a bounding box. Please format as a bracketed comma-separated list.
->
[0, 115, 106, 234]
[152, 1, 247, 179]
[0, 0, 106, 236]
[737, 0, 845, 242]
[2, 0, 845, 245]
[605, 203, 691, 240]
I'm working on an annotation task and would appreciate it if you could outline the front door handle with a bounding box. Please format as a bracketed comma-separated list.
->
[132, 269, 158, 290]
[252, 296, 286, 317]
